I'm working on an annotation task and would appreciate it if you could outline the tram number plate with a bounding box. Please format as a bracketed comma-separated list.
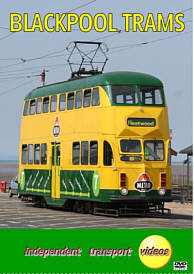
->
[135, 181, 153, 192]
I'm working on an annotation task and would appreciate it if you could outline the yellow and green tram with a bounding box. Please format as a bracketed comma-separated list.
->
[18, 71, 172, 215]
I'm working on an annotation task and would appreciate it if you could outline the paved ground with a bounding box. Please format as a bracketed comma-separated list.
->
[0, 192, 192, 229]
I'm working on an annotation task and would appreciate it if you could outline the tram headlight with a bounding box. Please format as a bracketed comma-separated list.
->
[120, 187, 128, 196]
[158, 188, 166, 196]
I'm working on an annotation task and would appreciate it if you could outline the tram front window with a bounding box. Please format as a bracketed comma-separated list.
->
[120, 140, 141, 153]
[139, 86, 163, 105]
[144, 140, 164, 161]
[112, 85, 138, 105]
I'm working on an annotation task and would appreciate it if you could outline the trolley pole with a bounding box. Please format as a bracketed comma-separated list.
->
[41, 69, 46, 86]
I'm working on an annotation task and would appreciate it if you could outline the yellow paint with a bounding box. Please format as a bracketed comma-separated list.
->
[51, 143, 60, 199]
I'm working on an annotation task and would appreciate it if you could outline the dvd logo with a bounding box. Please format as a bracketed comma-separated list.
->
[174, 261, 187, 270]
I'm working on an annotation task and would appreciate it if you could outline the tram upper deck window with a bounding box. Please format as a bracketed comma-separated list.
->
[23, 100, 29, 116]
[120, 140, 141, 153]
[84, 89, 91, 107]
[67, 92, 74, 110]
[30, 99, 36, 115]
[144, 140, 164, 161]
[92, 88, 100, 106]
[50, 95, 57, 112]
[139, 87, 163, 105]
[43, 97, 49, 113]
[36, 98, 42, 114]
[75, 91, 83, 109]
[59, 94, 66, 111]
[112, 86, 138, 105]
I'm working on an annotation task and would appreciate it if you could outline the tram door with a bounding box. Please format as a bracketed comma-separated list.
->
[51, 142, 61, 199]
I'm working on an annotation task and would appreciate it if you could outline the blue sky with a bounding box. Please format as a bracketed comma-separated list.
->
[0, 0, 192, 162]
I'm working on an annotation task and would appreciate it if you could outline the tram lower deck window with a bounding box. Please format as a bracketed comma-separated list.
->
[41, 143, 47, 164]
[34, 144, 40, 164]
[104, 141, 113, 166]
[22, 145, 27, 164]
[28, 144, 33, 164]
[73, 142, 80, 165]
[90, 141, 98, 165]
[81, 141, 88, 165]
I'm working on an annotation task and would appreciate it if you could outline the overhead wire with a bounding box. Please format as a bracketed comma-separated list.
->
[0, 78, 38, 97]
[0, 29, 191, 76]
[0, 63, 67, 75]
[0, 32, 15, 41]
[108, 30, 192, 55]
[0, 63, 69, 80]
[0, 0, 97, 63]
[0, 5, 191, 74]
[0, 5, 191, 60]
[66, 0, 97, 13]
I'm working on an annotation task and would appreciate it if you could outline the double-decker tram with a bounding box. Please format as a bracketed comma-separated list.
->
[18, 42, 172, 216]
[18, 71, 172, 216]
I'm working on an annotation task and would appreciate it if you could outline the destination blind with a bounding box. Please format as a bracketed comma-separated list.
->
[127, 118, 156, 127]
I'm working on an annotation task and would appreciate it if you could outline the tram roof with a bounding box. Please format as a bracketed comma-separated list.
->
[25, 71, 163, 99]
